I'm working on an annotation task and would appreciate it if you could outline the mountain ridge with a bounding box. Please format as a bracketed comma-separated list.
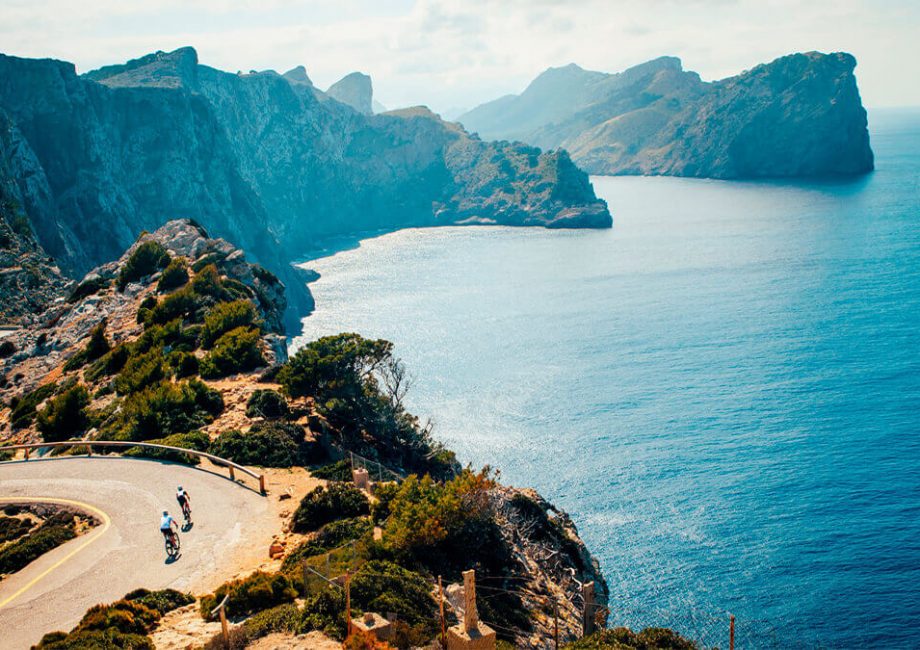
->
[459, 51, 874, 179]
[0, 47, 610, 332]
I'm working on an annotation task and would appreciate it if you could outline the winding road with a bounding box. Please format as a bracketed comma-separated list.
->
[0, 456, 277, 649]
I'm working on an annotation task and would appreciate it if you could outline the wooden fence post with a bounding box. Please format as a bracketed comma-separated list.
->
[438, 575, 446, 647]
[259, 474, 265, 494]
[553, 597, 560, 650]
[345, 570, 352, 639]
[228, 465, 235, 481]
[210, 594, 230, 649]
[582, 581, 596, 637]
[730, 614, 735, 650]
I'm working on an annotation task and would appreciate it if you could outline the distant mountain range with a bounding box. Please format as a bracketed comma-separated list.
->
[459, 52, 874, 179]
[0, 47, 610, 329]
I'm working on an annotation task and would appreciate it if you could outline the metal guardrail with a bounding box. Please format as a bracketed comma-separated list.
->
[0, 439, 266, 494]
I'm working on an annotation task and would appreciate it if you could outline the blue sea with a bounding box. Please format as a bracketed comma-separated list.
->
[292, 109, 920, 648]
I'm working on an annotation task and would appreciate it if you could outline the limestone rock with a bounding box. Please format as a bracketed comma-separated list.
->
[460, 52, 874, 179]
[325, 71, 373, 114]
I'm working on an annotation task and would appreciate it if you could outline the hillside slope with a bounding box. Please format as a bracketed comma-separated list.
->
[0, 47, 611, 329]
[459, 52, 874, 179]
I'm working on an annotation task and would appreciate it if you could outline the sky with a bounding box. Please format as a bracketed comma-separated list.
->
[2, 0, 919, 116]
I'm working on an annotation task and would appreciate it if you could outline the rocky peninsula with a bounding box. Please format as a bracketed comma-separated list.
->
[459, 52, 874, 179]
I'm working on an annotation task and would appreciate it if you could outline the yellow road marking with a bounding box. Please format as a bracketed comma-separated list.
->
[0, 497, 112, 610]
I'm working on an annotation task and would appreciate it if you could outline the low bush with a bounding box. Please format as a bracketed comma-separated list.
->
[199, 571, 297, 619]
[281, 517, 372, 572]
[200, 300, 260, 348]
[9, 382, 57, 430]
[370, 481, 399, 526]
[84, 344, 131, 383]
[311, 459, 353, 482]
[36, 384, 91, 442]
[123, 588, 195, 615]
[157, 257, 189, 292]
[114, 348, 166, 395]
[63, 322, 110, 372]
[245, 389, 289, 419]
[292, 483, 369, 533]
[67, 276, 109, 303]
[199, 326, 265, 378]
[35, 629, 154, 649]
[207, 422, 309, 468]
[0, 339, 15, 358]
[123, 431, 211, 465]
[351, 560, 437, 630]
[241, 602, 301, 641]
[563, 627, 698, 650]
[298, 587, 347, 639]
[103, 379, 222, 442]
[117, 241, 170, 290]
[0, 515, 33, 542]
[0, 522, 76, 575]
[167, 350, 199, 378]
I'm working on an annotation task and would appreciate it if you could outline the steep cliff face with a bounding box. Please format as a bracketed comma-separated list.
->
[460, 52, 874, 179]
[0, 48, 610, 331]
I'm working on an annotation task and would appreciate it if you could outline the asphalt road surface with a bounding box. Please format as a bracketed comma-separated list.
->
[0, 455, 274, 649]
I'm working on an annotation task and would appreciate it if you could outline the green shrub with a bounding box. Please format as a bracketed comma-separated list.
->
[0, 339, 15, 358]
[190, 264, 225, 299]
[292, 483, 369, 533]
[563, 627, 698, 650]
[199, 571, 297, 619]
[36, 384, 91, 442]
[200, 300, 260, 348]
[63, 322, 111, 371]
[77, 599, 160, 635]
[123, 431, 211, 465]
[370, 481, 399, 525]
[277, 333, 391, 400]
[241, 602, 301, 641]
[117, 241, 170, 290]
[298, 587, 347, 639]
[351, 560, 437, 629]
[0, 522, 76, 574]
[199, 326, 265, 378]
[147, 287, 200, 325]
[35, 629, 154, 649]
[123, 588, 195, 615]
[245, 389, 289, 419]
[104, 379, 222, 442]
[281, 517, 372, 572]
[114, 348, 166, 395]
[167, 350, 199, 378]
[207, 422, 308, 468]
[157, 257, 190, 292]
[0, 515, 33, 542]
[67, 276, 109, 303]
[311, 459, 353, 482]
[9, 382, 57, 430]
[85, 344, 130, 383]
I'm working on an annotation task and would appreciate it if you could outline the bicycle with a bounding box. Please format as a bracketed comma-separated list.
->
[164, 529, 180, 557]
[180, 499, 192, 526]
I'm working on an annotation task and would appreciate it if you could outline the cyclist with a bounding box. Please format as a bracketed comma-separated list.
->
[160, 510, 179, 547]
[176, 486, 191, 521]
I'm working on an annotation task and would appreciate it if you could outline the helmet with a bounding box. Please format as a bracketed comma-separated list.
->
[177, 486, 183, 491]
[162, 510, 168, 516]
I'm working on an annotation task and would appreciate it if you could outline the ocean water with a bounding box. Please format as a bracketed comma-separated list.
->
[292, 109, 920, 648]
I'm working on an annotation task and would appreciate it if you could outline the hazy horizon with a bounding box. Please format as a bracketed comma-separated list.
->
[2, 1, 919, 115]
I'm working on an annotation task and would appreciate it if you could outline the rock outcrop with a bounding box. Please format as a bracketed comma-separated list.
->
[0, 47, 610, 331]
[459, 52, 874, 179]
[325, 71, 373, 114]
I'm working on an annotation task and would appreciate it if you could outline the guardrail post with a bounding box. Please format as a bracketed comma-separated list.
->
[211, 594, 230, 649]
[228, 465, 235, 481]
[259, 474, 265, 494]
[24, 448, 29, 460]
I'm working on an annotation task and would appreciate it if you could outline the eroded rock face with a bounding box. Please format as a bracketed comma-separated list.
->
[0, 47, 610, 332]
[460, 52, 874, 179]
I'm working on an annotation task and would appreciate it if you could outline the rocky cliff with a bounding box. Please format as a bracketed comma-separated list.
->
[325, 71, 373, 114]
[459, 52, 874, 179]
[0, 47, 610, 331]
